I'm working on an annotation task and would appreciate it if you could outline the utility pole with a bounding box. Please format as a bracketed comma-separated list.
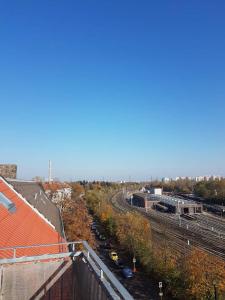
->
[48, 160, 52, 184]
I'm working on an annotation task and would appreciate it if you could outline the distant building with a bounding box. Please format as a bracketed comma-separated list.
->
[195, 176, 205, 182]
[162, 177, 170, 183]
[42, 182, 72, 207]
[210, 175, 222, 181]
[194, 175, 222, 182]
[174, 176, 194, 181]
[0, 164, 17, 179]
[149, 187, 162, 195]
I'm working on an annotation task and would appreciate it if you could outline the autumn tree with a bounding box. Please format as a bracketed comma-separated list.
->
[183, 248, 225, 299]
[70, 183, 85, 197]
[116, 212, 152, 265]
[62, 196, 95, 247]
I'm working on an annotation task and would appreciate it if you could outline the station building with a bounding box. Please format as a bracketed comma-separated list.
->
[132, 193, 160, 209]
[132, 193, 202, 214]
[155, 195, 203, 214]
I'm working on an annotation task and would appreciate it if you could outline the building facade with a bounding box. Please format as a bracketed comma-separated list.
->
[42, 182, 72, 208]
[132, 193, 160, 209]
[155, 195, 203, 214]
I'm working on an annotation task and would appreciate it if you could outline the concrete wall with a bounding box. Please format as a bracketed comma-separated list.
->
[0, 165, 17, 179]
[145, 200, 159, 209]
[180, 205, 202, 214]
[0, 256, 112, 300]
[132, 194, 159, 209]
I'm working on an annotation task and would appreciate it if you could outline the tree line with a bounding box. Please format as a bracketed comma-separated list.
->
[148, 179, 225, 205]
[194, 180, 225, 205]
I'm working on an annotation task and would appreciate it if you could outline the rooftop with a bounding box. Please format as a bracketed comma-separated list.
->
[150, 194, 200, 207]
[133, 193, 160, 201]
[0, 177, 65, 258]
[42, 182, 71, 192]
[7, 179, 64, 236]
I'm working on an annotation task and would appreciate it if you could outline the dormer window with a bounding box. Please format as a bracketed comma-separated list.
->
[0, 192, 16, 213]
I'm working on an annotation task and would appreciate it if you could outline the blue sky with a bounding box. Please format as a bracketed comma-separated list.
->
[0, 1, 225, 181]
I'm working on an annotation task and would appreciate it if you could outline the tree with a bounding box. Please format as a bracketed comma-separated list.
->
[70, 183, 85, 197]
[116, 212, 152, 266]
[62, 197, 95, 247]
[184, 248, 225, 299]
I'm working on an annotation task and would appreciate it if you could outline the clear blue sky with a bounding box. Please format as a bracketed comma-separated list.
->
[0, 1, 225, 181]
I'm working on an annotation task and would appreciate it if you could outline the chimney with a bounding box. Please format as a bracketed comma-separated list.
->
[0, 164, 17, 179]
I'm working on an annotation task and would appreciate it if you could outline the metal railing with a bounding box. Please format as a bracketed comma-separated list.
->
[0, 240, 76, 259]
[0, 241, 133, 300]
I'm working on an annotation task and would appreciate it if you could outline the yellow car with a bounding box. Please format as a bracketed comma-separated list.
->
[109, 251, 118, 261]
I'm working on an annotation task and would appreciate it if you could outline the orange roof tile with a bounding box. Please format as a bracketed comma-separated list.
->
[42, 182, 71, 192]
[0, 178, 66, 259]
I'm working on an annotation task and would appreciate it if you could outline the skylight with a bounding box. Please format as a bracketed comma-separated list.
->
[0, 192, 16, 213]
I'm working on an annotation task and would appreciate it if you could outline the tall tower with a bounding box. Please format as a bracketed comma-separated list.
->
[48, 160, 52, 184]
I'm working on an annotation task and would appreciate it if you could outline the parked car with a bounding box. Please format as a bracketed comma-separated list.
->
[100, 241, 112, 249]
[91, 224, 97, 230]
[98, 234, 106, 241]
[121, 267, 133, 278]
[91, 221, 98, 230]
[114, 259, 124, 269]
[109, 251, 118, 262]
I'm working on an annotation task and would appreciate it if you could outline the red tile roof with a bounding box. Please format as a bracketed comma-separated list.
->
[0, 177, 66, 259]
[42, 182, 71, 192]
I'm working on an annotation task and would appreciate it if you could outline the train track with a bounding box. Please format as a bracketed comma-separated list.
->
[110, 191, 225, 260]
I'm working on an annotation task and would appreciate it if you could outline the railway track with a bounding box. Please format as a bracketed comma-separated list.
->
[110, 191, 225, 260]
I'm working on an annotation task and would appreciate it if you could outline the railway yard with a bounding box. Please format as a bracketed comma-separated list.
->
[110, 191, 225, 260]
